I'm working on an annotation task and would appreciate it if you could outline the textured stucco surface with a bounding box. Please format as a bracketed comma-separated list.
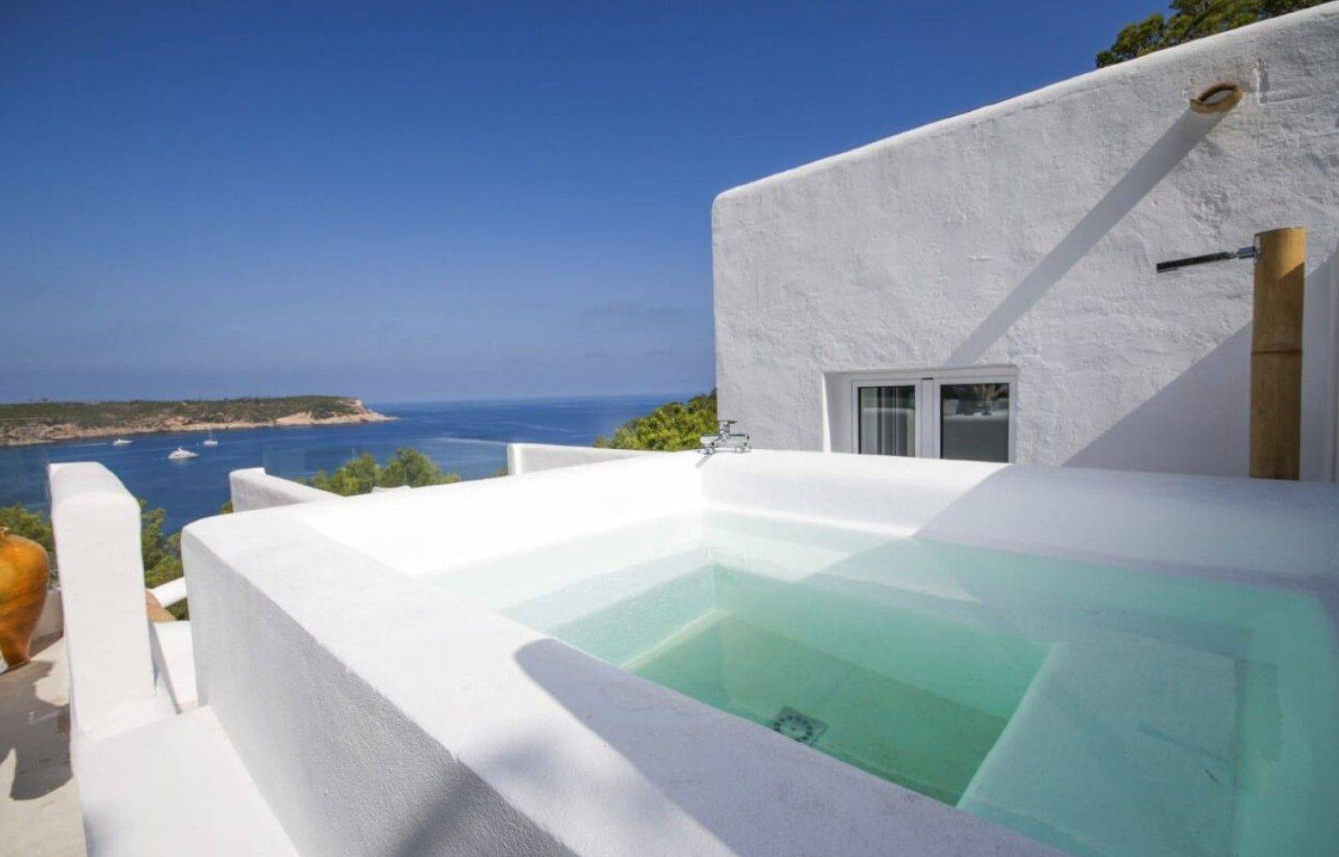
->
[48, 463, 158, 734]
[506, 442, 654, 475]
[75, 707, 297, 856]
[229, 467, 340, 512]
[47, 463, 293, 856]
[712, 6, 1339, 479]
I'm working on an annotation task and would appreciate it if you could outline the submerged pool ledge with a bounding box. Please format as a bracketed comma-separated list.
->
[182, 451, 1339, 857]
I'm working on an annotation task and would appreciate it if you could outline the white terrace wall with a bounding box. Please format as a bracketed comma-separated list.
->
[49, 463, 158, 735]
[506, 443, 654, 475]
[229, 467, 339, 513]
[712, 5, 1339, 480]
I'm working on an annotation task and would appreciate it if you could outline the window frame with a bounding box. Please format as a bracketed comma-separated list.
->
[849, 367, 1017, 463]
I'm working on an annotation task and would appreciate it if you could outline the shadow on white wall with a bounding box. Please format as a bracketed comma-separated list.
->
[949, 109, 1227, 367]
[1067, 249, 1335, 480]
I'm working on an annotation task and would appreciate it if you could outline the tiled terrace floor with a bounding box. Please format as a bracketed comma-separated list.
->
[0, 637, 86, 857]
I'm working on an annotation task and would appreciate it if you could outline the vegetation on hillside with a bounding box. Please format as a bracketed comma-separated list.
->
[1097, 0, 1322, 67]
[303, 447, 462, 496]
[0, 395, 370, 428]
[593, 391, 718, 451]
[0, 500, 187, 618]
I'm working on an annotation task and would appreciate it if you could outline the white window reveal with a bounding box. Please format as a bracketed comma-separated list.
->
[852, 369, 1015, 463]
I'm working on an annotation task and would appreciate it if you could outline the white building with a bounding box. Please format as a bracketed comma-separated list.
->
[713, 6, 1339, 480]
[20, 8, 1339, 857]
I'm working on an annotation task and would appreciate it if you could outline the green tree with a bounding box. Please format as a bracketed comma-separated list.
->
[307, 452, 380, 495]
[139, 502, 182, 589]
[0, 504, 54, 555]
[593, 391, 719, 451]
[305, 447, 462, 496]
[1097, 0, 1323, 67]
[0, 504, 56, 584]
[1, 500, 187, 617]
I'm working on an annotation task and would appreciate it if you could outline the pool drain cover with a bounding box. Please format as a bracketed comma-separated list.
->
[771, 707, 827, 746]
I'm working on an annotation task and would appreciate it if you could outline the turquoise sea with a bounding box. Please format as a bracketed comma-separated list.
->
[0, 394, 679, 533]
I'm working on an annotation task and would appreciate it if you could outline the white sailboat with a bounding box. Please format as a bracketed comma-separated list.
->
[202, 430, 219, 447]
[167, 447, 198, 460]
[112, 438, 133, 446]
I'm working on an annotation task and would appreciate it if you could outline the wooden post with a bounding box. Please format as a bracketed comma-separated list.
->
[1250, 227, 1305, 479]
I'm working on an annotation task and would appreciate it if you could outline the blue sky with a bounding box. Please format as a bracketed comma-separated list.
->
[0, 1, 1154, 403]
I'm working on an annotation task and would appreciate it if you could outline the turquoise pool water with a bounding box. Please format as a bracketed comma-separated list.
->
[430, 512, 1339, 857]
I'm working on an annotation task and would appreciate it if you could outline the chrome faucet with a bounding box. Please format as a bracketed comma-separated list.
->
[700, 420, 750, 454]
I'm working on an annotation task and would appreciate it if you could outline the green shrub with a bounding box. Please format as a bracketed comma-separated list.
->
[593, 391, 718, 451]
[1, 501, 186, 616]
[0, 504, 56, 581]
[139, 502, 188, 619]
[305, 447, 462, 496]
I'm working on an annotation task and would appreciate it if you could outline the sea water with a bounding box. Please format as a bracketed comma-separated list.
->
[0, 395, 673, 532]
[430, 512, 1339, 857]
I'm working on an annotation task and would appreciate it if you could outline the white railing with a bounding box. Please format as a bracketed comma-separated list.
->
[228, 467, 340, 512]
[49, 463, 169, 734]
[228, 449, 655, 514]
[506, 442, 655, 475]
[149, 577, 188, 610]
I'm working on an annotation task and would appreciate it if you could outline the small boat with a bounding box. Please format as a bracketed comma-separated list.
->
[168, 447, 199, 460]
[202, 430, 219, 447]
[112, 438, 133, 446]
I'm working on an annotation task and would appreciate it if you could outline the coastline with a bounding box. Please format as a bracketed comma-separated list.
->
[0, 409, 395, 448]
[0, 395, 669, 534]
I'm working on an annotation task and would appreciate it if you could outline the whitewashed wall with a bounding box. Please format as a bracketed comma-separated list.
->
[229, 467, 340, 512]
[713, 6, 1339, 480]
[49, 463, 159, 735]
[506, 443, 655, 475]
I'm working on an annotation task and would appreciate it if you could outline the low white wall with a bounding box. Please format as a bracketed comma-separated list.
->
[229, 468, 340, 512]
[296, 453, 701, 575]
[714, 6, 1339, 480]
[150, 577, 188, 609]
[699, 450, 1339, 598]
[506, 443, 655, 476]
[147, 621, 198, 713]
[48, 463, 159, 737]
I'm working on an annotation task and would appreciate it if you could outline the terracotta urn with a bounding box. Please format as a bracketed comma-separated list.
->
[0, 526, 50, 669]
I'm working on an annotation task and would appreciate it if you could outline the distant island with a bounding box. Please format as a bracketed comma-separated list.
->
[0, 396, 392, 446]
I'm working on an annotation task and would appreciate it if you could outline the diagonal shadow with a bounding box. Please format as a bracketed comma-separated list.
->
[1066, 246, 1335, 479]
[948, 109, 1226, 366]
[1066, 326, 1251, 476]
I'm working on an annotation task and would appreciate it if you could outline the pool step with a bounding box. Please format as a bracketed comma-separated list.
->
[958, 639, 1237, 857]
